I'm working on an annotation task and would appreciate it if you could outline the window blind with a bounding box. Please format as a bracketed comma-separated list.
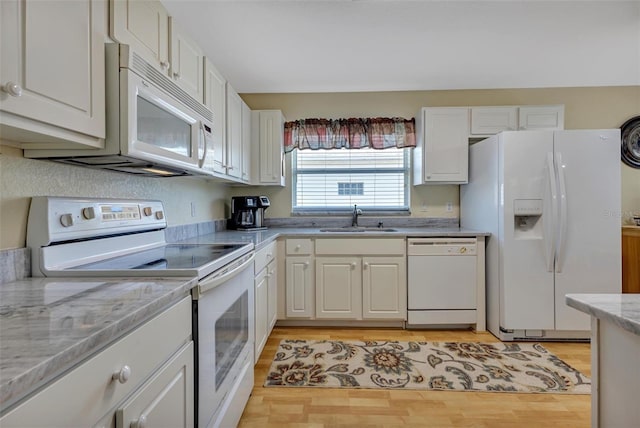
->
[292, 148, 409, 211]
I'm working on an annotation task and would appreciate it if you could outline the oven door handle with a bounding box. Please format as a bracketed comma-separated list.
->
[197, 253, 255, 295]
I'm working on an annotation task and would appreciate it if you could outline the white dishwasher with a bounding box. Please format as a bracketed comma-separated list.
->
[407, 238, 478, 327]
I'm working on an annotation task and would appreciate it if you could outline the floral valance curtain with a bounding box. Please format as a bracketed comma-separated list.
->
[284, 117, 415, 152]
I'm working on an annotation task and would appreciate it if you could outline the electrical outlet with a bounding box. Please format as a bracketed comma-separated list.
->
[190, 202, 196, 217]
[446, 202, 453, 212]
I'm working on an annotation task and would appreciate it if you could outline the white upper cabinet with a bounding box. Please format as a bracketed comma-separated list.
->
[169, 18, 204, 102]
[203, 58, 227, 175]
[0, 0, 106, 148]
[413, 107, 470, 185]
[226, 84, 243, 180]
[470, 107, 517, 135]
[518, 105, 564, 130]
[241, 101, 252, 183]
[111, 0, 170, 76]
[251, 110, 286, 186]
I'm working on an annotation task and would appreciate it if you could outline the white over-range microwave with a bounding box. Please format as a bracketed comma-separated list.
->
[25, 44, 214, 177]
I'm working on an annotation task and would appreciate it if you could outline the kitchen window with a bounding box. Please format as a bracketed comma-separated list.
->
[292, 147, 410, 213]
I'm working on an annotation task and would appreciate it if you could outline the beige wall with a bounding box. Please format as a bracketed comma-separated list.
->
[238, 86, 640, 220]
[0, 145, 230, 250]
[2, 86, 638, 249]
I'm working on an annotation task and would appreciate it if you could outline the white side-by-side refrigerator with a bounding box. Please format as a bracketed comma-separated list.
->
[461, 130, 621, 340]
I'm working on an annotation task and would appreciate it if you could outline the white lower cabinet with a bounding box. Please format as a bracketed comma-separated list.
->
[115, 342, 194, 428]
[284, 238, 407, 322]
[254, 242, 277, 362]
[362, 256, 407, 319]
[315, 257, 362, 319]
[0, 297, 193, 428]
[285, 256, 314, 318]
[315, 255, 406, 320]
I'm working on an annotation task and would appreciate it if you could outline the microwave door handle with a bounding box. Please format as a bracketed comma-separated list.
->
[198, 122, 207, 168]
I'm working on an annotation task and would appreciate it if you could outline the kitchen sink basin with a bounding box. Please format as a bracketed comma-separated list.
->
[319, 227, 397, 232]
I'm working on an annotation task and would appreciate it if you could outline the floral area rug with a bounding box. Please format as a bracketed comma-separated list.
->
[264, 340, 590, 394]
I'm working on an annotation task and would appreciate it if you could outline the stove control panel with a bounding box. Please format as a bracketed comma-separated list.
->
[28, 197, 167, 246]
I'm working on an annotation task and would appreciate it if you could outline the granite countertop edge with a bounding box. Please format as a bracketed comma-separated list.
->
[179, 226, 490, 251]
[566, 294, 640, 336]
[0, 277, 197, 411]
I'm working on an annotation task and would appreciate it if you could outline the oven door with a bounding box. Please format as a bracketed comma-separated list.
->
[194, 253, 255, 428]
[121, 69, 209, 173]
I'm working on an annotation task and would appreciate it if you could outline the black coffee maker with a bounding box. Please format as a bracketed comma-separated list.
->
[228, 196, 270, 230]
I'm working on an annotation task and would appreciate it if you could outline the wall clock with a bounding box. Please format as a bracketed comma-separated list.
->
[621, 115, 640, 169]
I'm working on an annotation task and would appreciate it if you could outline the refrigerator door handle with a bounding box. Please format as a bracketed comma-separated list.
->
[555, 152, 568, 273]
[544, 152, 557, 272]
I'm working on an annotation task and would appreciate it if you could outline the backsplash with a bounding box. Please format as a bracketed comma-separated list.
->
[265, 217, 458, 228]
[164, 219, 227, 242]
[0, 248, 30, 284]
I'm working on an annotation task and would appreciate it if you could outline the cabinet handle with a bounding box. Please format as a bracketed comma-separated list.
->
[112, 365, 131, 384]
[160, 61, 170, 70]
[2, 82, 22, 97]
[133, 414, 147, 428]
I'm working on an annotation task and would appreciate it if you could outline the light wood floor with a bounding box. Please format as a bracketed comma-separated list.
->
[238, 327, 591, 428]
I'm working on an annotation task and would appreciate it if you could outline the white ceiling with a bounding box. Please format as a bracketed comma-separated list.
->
[163, 0, 640, 94]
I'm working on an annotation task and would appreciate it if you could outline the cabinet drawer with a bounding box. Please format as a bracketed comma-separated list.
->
[0, 297, 192, 427]
[286, 238, 313, 255]
[315, 238, 405, 255]
[255, 241, 277, 273]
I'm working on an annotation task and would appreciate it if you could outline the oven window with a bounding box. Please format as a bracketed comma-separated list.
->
[137, 97, 192, 157]
[214, 290, 248, 390]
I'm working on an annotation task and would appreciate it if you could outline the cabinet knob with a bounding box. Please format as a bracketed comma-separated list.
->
[160, 61, 170, 70]
[269, 270, 275, 275]
[3, 81, 22, 97]
[350, 262, 357, 269]
[363, 262, 369, 269]
[173, 72, 181, 79]
[133, 414, 147, 428]
[267, 253, 272, 258]
[303, 261, 309, 267]
[112, 365, 131, 384]
[295, 245, 301, 250]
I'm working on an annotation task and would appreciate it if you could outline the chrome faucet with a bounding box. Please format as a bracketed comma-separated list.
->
[351, 204, 363, 227]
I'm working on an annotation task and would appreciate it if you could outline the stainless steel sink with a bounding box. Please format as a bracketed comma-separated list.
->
[319, 227, 397, 232]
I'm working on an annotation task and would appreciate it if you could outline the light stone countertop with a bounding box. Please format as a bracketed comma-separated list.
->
[0, 225, 489, 411]
[565, 294, 640, 336]
[177, 226, 490, 250]
[0, 276, 196, 411]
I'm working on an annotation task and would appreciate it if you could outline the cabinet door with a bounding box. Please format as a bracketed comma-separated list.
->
[226, 84, 243, 179]
[169, 18, 204, 102]
[285, 256, 314, 318]
[518, 105, 564, 130]
[470, 107, 517, 135]
[110, 0, 169, 75]
[203, 59, 226, 175]
[0, 0, 105, 146]
[315, 257, 362, 319]
[416, 108, 469, 184]
[116, 342, 194, 428]
[254, 269, 269, 363]
[241, 101, 252, 183]
[252, 110, 285, 186]
[267, 259, 278, 330]
[362, 256, 407, 320]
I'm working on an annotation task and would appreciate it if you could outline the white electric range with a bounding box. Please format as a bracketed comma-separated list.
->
[26, 196, 255, 428]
